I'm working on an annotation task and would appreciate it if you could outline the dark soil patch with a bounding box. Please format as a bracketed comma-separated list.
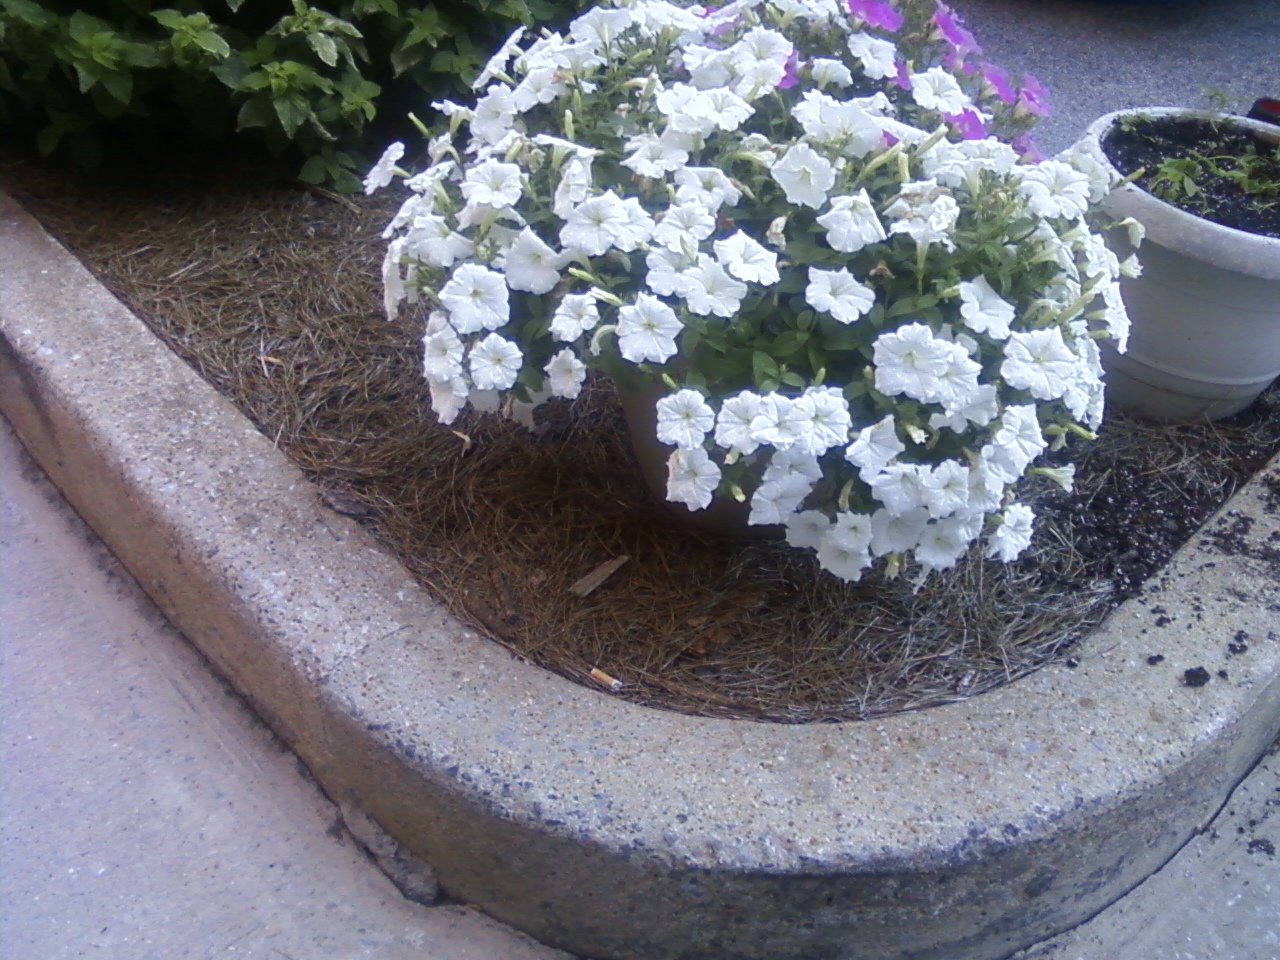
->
[1102, 114, 1280, 238]
[3, 144, 1279, 723]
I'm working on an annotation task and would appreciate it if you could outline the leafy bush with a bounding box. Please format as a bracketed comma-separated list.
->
[0, 0, 584, 189]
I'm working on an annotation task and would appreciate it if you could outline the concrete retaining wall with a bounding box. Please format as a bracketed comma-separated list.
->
[3, 190, 1278, 960]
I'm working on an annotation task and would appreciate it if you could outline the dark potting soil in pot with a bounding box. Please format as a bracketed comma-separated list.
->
[1102, 114, 1280, 239]
[4, 145, 1280, 723]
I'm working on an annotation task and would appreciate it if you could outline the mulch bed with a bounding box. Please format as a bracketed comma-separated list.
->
[4, 144, 1278, 723]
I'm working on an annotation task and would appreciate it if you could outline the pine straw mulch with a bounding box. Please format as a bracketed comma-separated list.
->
[4, 147, 1279, 723]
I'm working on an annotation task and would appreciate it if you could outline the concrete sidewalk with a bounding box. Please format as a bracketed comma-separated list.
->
[3, 412, 1277, 960]
[0, 418, 572, 960]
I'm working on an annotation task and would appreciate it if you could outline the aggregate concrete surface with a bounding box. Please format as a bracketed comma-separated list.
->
[0, 420, 572, 960]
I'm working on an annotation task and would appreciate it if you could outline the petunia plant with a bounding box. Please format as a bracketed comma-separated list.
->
[369, 0, 1138, 583]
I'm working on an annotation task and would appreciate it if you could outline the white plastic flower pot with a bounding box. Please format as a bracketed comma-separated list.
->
[1077, 108, 1280, 422]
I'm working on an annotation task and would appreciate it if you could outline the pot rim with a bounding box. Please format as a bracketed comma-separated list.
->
[1077, 107, 1280, 280]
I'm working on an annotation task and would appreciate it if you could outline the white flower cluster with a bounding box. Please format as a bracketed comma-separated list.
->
[372, 0, 1133, 583]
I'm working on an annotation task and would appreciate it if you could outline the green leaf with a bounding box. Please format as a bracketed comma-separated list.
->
[3, 0, 57, 29]
[752, 350, 779, 384]
[235, 95, 275, 130]
[36, 121, 66, 156]
[67, 11, 105, 46]
[308, 32, 339, 66]
[99, 69, 132, 104]
[298, 153, 328, 184]
[211, 54, 250, 88]
[151, 8, 185, 30]
[225, 0, 248, 11]
[273, 93, 309, 137]
[771, 330, 809, 357]
[193, 30, 232, 59]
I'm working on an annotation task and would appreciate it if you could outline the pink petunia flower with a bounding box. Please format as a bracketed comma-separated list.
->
[847, 0, 903, 32]
[978, 62, 1016, 103]
[778, 49, 800, 89]
[891, 58, 912, 91]
[945, 109, 988, 140]
[933, 2, 982, 57]
[1016, 73, 1052, 118]
[1012, 133, 1045, 162]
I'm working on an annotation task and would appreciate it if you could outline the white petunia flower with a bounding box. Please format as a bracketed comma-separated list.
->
[653, 202, 716, 251]
[714, 390, 764, 454]
[749, 472, 813, 526]
[645, 246, 698, 297]
[502, 228, 564, 294]
[614, 197, 657, 252]
[617, 293, 683, 363]
[785, 509, 832, 550]
[987, 503, 1035, 562]
[423, 323, 465, 381]
[714, 231, 780, 285]
[958, 276, 1015, 340]
[552, 154, 596, 219]
[364, 141, 404, 195]
[985, 404, 1046, 482]
[569, 7, 634, 49]
[549, 293, 601, 341]
[681, 256, 748, 317]
[439, 264, 510, 333]
[560, 191, 629, 256]
[817, 191, 887, 253]
[1018, 160, 1092, 220]
[689, 87, 754, 131]
[621, 132, 690, 177]
[666, 446, 721, 510]
[763, 445, 823, 483]
[674, 166, 742, 211]
[845, 414, 904, 483]
[794, 386, 852, 456]
[817, 512, 875, 581]
[870, 506, 929, 557]
[469, 332, 523, 390]
[873, 322, 954, 402]
[1001, 328, 1079, 400]
[1101, 280, 1131, 353]
[382, 238, 407, 320]
[471, 85, 518, 144]
[472, 26, 525, 90]
[921, 459, 970, 519]
[846, 32, 897, 79]
[770, 143, 837, 209]
[655, 389, 716, 448]
[914, 515, 980, 571]
[426, 372, 469, 425]
[909, 67, 971, 115]
[513, 66, 568, 112]
[544, 348, 587, 398]
[792, 91, 882, 157]
[884, 179, 960, 252]
[870, 462, 930, 514]
[403, 214, 475, 269]
[810, 58, 853, 88]
[461, 158, 523, 208]
[749, 393, 813, 449]
[805, 267, 875, 325]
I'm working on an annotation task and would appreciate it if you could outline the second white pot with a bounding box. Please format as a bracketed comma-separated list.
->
[1077, 108, 1280, 422]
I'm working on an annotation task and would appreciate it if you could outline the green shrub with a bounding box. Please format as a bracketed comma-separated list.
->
[0, 0, 585, 189]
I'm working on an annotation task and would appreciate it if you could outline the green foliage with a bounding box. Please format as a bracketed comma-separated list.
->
[0, 0, 588, 188]
[1150, 142, 1280, 213]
